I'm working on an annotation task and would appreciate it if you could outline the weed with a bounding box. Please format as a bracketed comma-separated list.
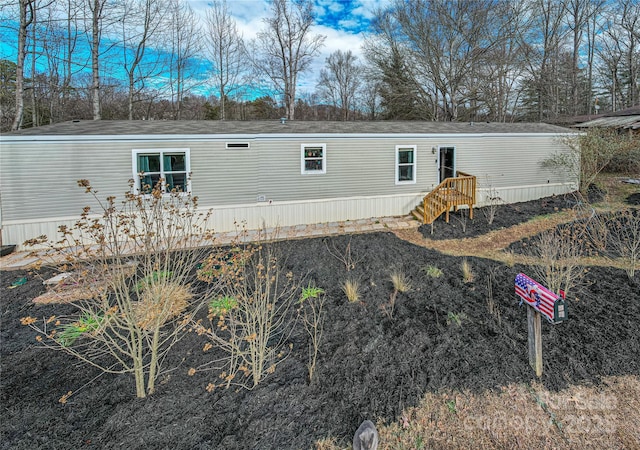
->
[57, 313, 103, 347]
[422, 265, 443, 278]
[342, 278, 360, 303]
[208, 296, 238, 316]
[447, 312, 466, 327]
[134, 271, 173, 292]
[300, 284, 325, 302]
[446, 399, 457, 414]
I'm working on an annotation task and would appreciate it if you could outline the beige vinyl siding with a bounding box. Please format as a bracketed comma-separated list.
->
[188, 141, 258, 205]
[1, 141, 132, 221]
[452, 135, 571, 189]
[256, 138, 434, 202]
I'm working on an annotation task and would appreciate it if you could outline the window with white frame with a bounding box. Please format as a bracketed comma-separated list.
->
[301, 144, 326, 174]
[132, 149, 190, 194]
[396, 145, 417, 184]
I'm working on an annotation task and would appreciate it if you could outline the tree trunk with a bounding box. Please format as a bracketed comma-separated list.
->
[12, 0, 34, 131]
[91, 0, 101, 120]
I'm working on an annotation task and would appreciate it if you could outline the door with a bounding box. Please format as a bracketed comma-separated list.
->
[438, 146, 455, 183]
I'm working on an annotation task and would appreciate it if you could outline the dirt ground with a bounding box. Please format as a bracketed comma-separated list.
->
[1, 194, 639, 449]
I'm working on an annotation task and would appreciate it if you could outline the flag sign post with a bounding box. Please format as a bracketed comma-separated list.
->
[515, 273, 568, 377]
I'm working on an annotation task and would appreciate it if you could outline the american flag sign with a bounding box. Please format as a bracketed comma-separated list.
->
[515, 273, 564, 323]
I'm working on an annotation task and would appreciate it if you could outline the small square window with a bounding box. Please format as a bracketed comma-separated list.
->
[301, 144, 326, 174]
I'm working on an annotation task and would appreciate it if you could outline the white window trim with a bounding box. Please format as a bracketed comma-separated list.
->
[395, 145, 417, 185]
[131, 148, 191, 195]
[301, 143, 327, 174]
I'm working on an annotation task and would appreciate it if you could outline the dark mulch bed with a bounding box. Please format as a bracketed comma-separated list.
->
[2, 207, 639, 449]
[628, 192, 640, 206]
[418, 194, 573, 240]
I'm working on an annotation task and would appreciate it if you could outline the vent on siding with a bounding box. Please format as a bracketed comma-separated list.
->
[226, 142, 250, 149]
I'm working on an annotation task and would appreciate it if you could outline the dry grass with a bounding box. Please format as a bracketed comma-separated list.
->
[316, 375, 640, 449]
[390, 270, 411, 293]
[598, 173, 640, 209]
[342, 278, 361, 303]
[460, 258, 474, 283]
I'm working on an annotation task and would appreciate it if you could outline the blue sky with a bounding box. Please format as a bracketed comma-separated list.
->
[0, 1, 388, 97]
[188, 0, 387, 91]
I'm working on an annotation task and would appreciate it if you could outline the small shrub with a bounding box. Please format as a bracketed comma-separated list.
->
[461, 259, 474, 283]
[390, 270, 411, 293]
[299, 283, 326, 384]
[422, 265, 443, 278]
[342, 278, 360, 303]
[197, 242, 301, 389]
[22, 179, 220, 398]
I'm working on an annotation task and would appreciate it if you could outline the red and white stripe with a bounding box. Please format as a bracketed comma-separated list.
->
[515, 273, 559, 322]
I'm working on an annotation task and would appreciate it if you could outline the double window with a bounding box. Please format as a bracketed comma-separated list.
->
[301, 144, 326, 174]
[396, 145, 417, 184]
[132, 149, 190, 194]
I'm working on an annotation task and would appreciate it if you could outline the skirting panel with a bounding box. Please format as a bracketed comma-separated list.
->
[1, 182, 575, 251]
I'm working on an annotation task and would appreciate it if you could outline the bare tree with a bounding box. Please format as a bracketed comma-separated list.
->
[88, 0, 105, 120]
[204, 0, 245, 120]
[391, 0, 509, 121]
[164, 0, 203, 120]
[12, 0, 34, 130]
[316, 50, 362, 121]
[252, 0, 325, 120]
[119, 0, 165, 120]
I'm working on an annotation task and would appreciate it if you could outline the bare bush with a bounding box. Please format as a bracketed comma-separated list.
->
[22, 180, 220, 398]
[608, 209, 640, 279]
[325, 236, 362, 271]
[299, 284, 326, 384]
[482, 185, 503, 225]
[196, 237, 301, 389]
[526, 225, 586, 295]
[545, 129, 628, 194]
[453, 209, 468, 233]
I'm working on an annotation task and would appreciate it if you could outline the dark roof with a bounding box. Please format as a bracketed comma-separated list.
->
[605, 105, 640, 117]
[3, 120, 572, 137]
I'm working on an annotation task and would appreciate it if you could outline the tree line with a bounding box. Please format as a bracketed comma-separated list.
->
[1, 0, 638, 131]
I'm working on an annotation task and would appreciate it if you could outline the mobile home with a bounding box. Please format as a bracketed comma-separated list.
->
[0, 120, 578, 249]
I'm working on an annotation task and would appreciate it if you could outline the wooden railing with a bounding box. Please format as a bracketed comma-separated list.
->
[419, 171, 476, 224]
